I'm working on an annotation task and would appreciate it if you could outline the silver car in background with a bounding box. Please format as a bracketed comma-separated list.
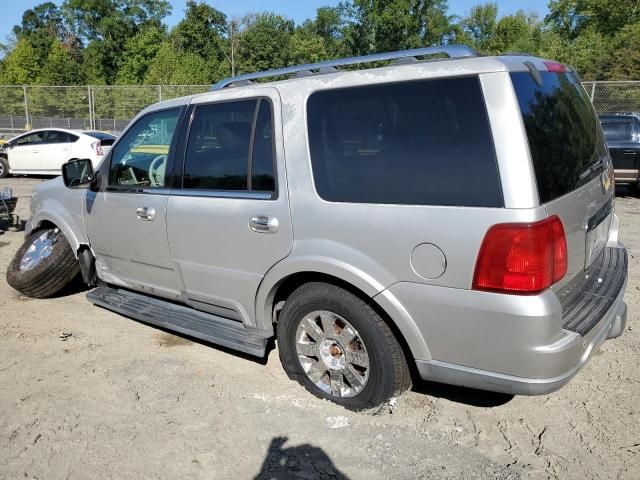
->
[6, 46, 628, 411]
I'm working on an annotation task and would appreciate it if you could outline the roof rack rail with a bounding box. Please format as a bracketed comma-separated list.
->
[210, 45, 477, 91]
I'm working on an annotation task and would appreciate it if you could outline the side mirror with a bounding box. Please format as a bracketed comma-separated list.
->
[62, 158, 95, 189]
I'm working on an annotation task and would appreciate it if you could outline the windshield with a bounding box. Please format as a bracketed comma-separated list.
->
[511, 71, 607, 203]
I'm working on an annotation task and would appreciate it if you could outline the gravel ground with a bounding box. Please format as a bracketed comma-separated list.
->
[0, 177, 638, 480]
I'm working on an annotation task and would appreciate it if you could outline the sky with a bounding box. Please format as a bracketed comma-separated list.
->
[1, 1, 549, 42]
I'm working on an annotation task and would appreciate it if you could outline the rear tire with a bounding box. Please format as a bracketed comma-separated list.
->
[277, 282, 411, 412]
[6, 228, 80, 298]
[0, 156, 8, 178]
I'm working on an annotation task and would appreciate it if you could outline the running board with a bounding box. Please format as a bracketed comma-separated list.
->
[86, 286, 268, 357]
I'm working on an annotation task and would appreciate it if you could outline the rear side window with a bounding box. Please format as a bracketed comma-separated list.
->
[45, 131, 75, 143]
[306, 77, 502, 207]
[511, 72, 606, 204]
[600, 119, 634, 142]
[183, 98, 276, 193]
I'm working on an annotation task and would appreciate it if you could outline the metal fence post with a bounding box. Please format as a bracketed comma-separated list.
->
[590, 82, 596, 102]
[87, 86, 94, 130]
[23, 85, 30, 129]
[158, 85, 162, 102]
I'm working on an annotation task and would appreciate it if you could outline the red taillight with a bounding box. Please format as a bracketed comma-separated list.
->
[544, 61, 567, 73]
[93, 141, 103, 156]
[473, 216, 568, 294]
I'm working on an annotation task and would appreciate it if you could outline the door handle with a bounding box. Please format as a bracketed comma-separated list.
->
[249, 216, 278, 233]
[136, 207, 156, 221]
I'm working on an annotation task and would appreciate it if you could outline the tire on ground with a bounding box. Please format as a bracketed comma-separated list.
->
[277, 282, 411, 412]
[0, 156, 8, 178]
[6, 228, 80, 299]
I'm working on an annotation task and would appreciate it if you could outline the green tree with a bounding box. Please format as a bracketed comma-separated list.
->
[460, 2, 498, 52]
[546, 0, 640, 38]
[343, 0, 455, 54]
[115, 26, 167, 84]
[37, 40, 85, 84]
[172, 1, 227, 62]
[237, 13, 294, 73]
[0, 38, 40, 84]
[487, 11, 541, 54]
[289, 29, 328, 65]
[63, 0, 172, 83]
[144, 41, 209, 84]
[12, 2, 77, 65]
[300, 7, 348, 57]
[602, 22, 640, 80]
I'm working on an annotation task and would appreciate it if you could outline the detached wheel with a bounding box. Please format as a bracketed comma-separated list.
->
[6, 227, 80, 298]
[277, 282, 411, 412]
[0, 156, 8, 178]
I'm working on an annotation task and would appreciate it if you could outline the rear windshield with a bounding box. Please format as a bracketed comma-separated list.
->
[85, 131, 116, 140]
[600, 119, 634, 142]
[307, 76, 502, 207]
[511, 71, 606, 203]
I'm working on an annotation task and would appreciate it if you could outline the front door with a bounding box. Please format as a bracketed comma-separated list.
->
[8, 131, 46, 172]
[166, 89, 293, 323]
[84, 107, 184, 299]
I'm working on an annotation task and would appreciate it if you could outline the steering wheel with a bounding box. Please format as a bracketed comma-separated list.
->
[148, 154, 167, 187]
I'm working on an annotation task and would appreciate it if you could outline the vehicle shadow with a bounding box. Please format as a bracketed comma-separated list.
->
[615, 184, 639, 198]
[411, 380, 514, 407]
[254, 436, 350, 480]
[52, 274, 90, 298]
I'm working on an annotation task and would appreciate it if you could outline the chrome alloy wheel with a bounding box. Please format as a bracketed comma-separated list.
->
[19, 228, 60, 271]
[295, 310, 370, 398]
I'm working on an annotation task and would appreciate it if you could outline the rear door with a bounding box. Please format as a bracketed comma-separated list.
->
[600, 117, 639, 183]
[510, 70, 615, 285]
[166, 89, 293, 324]
[39, 130, 76, 173]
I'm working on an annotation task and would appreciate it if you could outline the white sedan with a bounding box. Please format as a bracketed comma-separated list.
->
[0, 128, 116, 178]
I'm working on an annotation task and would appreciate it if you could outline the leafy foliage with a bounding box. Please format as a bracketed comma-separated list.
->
[0, 0, 638, 85]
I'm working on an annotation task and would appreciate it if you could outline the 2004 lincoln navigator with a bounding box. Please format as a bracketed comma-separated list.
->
[7, 46, 628, 411]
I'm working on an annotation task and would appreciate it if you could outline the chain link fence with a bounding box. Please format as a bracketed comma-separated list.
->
[0, 85, 210, 134]
[582, 81, 640, 114]
[0, 81, 639, 135]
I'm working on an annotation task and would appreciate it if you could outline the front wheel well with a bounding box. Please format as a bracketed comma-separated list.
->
[270, 272, 417, 368]
[34, 220, 58, 232]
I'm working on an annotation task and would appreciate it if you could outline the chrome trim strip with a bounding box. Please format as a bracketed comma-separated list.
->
[170, 190, 273, 200]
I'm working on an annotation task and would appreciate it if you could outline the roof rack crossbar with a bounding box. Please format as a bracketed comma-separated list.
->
[210, 45, 477, 91]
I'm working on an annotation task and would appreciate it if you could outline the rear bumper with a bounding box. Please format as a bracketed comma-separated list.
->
[383, 246, 628, 395]
[416, 296, 627, 395]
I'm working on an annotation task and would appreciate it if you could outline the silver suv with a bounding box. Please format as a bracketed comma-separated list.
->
[7, 46, 628, 411]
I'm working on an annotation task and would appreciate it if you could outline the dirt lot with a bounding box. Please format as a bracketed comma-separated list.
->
[0, 177, 638, 480]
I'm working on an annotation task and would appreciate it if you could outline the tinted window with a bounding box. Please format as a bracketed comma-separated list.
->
[601, 120, 634, 142]
[183, 99, 276, 193]
[109, 108, 180, 188]
[252, 100, 276, 192]
[307, 77, 502, 206]
[511, 72, 606, 203]
[16, 132, 46, 146]
[45, 130, 73, 144]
